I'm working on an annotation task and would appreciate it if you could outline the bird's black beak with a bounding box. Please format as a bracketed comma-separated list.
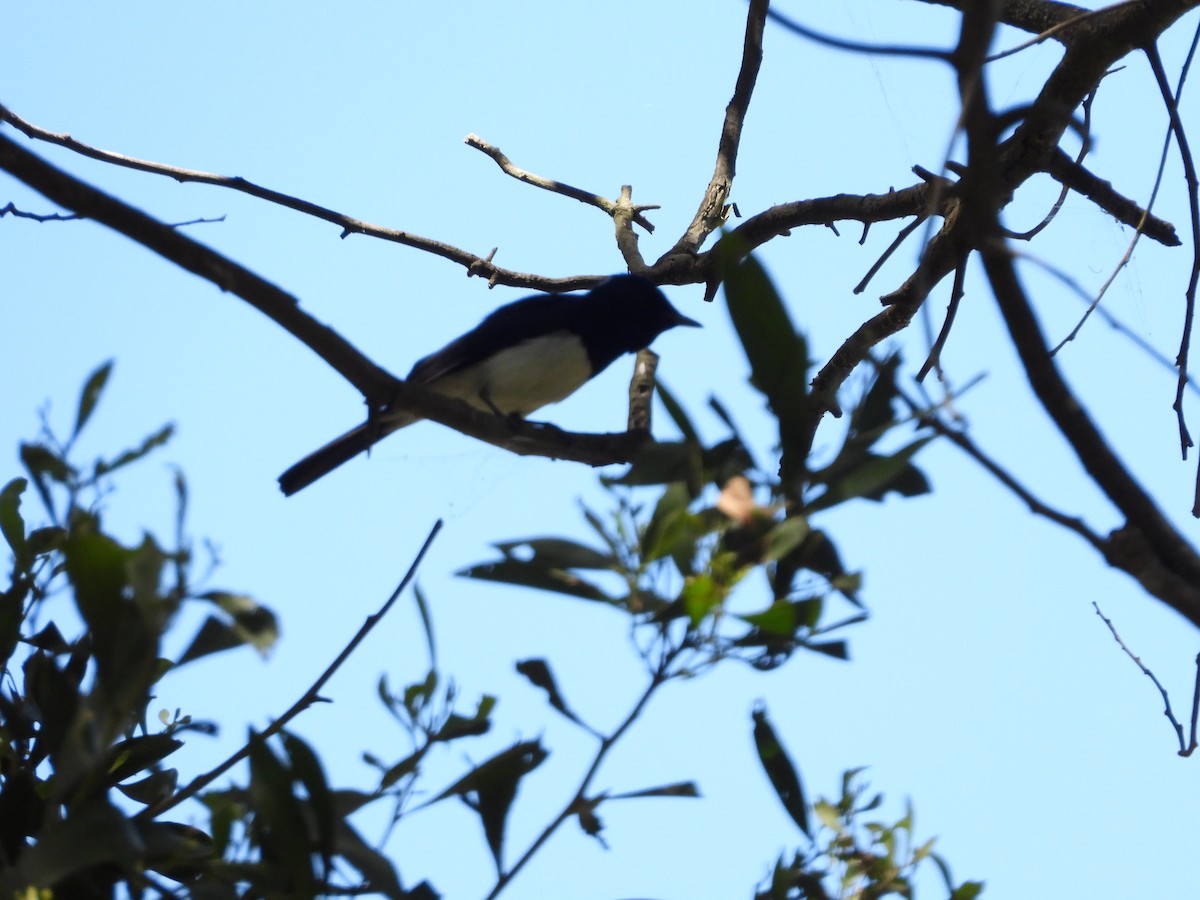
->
[673, 309, 702, 328]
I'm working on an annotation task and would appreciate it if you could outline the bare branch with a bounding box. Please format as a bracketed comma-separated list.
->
[896, 379, 1107, 549]
[1092, 601, 1197, 756]
[666, 0, 768, 260]
[0, 101, 606, 293]
[0, 130, 397, 405]
[1044, 150, 1179, 246]
[140, 520, 443, 818]
[0, 131, 664, 469]
[465, 133, 657, 233]
[0, 200, 80, 222]
[763, 4, 953, 61]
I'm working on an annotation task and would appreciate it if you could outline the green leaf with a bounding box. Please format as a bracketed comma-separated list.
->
[432, 739, 548, 871]
[604, 440, 704, 491]
[814, 799, 842, 832]
[9, 798, 143, 887]
[106, 733, 183, 783]
[73, 360, 114, 440]
[247, 731, 315, 892]
[0, 477, 29, 569]
[94, 422, 175, 479]
[656, 380, 700, 444]
[752, 706, 810, 837]
[809, 437, 933, 513]
[680, 574, 723, 627]
[763, 516, 810, 562]
[332, 818, 409, 900]
[722, 248, 811, 489]
[283, 732, 336, 873]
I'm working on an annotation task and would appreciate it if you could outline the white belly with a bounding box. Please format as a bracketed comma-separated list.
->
[430, 333, 593, 417]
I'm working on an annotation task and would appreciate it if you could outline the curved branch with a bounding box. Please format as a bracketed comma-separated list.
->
[466, 133, 658, 233]
[0, 131, 656, 469]
[0, 102, 608, 293]
[666, 0, 768, 259]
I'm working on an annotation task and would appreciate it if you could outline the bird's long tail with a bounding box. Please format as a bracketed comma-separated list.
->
[278, 423, 382, 496]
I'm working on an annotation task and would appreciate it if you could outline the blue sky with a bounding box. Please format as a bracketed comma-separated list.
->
[4, 2, 1200, 897]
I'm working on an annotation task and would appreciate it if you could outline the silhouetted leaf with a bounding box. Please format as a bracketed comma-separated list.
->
[432, 739, 548, 871]
[808, 640, 849, 660]
[809, 437, 933, 513]
[723, 249, 810, 489]
[515, 658, 588, 730]
[116, 768, 178, 806]
[283, 732, 336, 874]
[610, 781, 701, 800]
[456, 542, 614, 607]
[0, 478, 29, 568]
[752, 706, 809, 837]
[73, 360, 113, 440]
[94, 422, 175, 478]
[605, 440, 704, 491]
[413, 584, 437, 668]
[657, 380, 700, 444]
[11, 798, 142, 887]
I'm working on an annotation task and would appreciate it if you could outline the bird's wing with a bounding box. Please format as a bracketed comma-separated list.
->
[407, 294, 578, 384]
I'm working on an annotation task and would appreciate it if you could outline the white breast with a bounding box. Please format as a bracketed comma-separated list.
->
[429, 333, 594, 417]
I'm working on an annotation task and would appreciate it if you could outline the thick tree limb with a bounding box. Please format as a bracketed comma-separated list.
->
[0, 131, 654, 468]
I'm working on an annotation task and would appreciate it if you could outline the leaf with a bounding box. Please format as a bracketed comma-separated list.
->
[807, 640, 849, 660]
[332, 818, 410, 900]
[106, 733, 183, 783]
[809, 437, 934, 513]
[432, 739, 548, 871]
[73, 360, 114, 440]
[283, 732, 336, 873]
[515, 658, 589, 730]
[609, 781, 701, 800]
[459, 540, 614, 605]
[116, 768, 178, 805]
[752, 706, 810, 837]
[656, 380, 700, 444]
[0, 478, 29, 569]
[850, 353, 901, 437]
[10, 798, 143, 887]
[604, 440, 704, 491]
[722, 247, 811, 489]
[94, 422, 175, 478]
[413, 584, 437, 669]
[247, 731, 315, 892]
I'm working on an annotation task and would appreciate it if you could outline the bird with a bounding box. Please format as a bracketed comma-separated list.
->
[278, 274, 700, 495]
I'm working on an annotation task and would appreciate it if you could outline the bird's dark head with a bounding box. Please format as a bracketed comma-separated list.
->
[582, 275, 700, 364]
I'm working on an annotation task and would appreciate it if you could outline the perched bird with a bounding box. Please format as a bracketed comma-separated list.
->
[278, 274, 700, 495]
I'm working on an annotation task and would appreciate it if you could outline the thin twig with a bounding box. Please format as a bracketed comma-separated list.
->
[0, 132, 661, 469]
[485, 644, 683, 900]
[896, 381, 1107, 548]
[0, 102, 605, 293]
[0, 201, 80, 221]
[763, 6, 953, 62]
[916, 257, 967, 383]
[853, 215, 928, 295]
[1092, 601, 1196, 756]
[140, 520, 444, 818]
[465, 134, 657, 233]
[1145, 47, 1200, 468]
